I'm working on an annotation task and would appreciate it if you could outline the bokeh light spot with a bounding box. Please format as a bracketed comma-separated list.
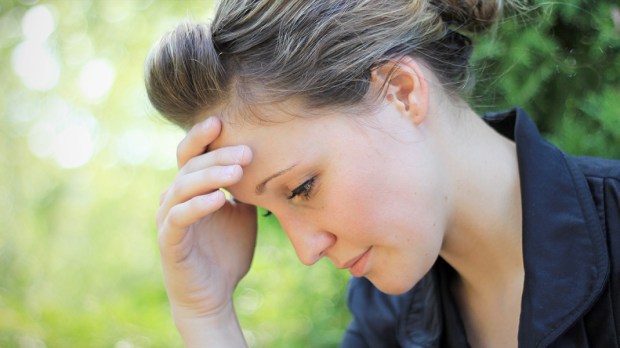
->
[52, 123, 95, 168]
[27, 120, 56, 158]
[148, 127, 184, 170]
[27, 99, 99, 169]
[11, 41, 61, 91]
[22, 5, 56, 42]
[117, 128, 153, 165]
[78, 59, 116, 102]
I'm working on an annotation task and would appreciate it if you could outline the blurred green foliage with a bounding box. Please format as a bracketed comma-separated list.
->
[0, 0, 617, 347]
[471, 1, 620, 158]
[0, 1, 350, 346]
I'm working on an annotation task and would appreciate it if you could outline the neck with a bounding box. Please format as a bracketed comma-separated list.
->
[436, 106, 524, 295]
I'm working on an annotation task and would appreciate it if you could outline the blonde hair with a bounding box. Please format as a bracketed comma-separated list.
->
[145, 0, 503, 129]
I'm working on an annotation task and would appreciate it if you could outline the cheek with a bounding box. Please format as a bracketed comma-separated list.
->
[321, 163, 412, 245]
[320, 173, 381, 237]
[327, 156, 448, 246]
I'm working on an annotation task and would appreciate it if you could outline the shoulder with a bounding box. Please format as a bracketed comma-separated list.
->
[571, 155, 620, 181]
[571, 155, 620, 297]
[565, 155, 620, 343]
[569, 155, 620, 223]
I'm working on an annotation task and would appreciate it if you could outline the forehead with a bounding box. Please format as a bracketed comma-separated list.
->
[204, 93, 381, 150]
[209, 116, 294, 152]
[207, 110, 351, 203]
[207, 102, 356, 151]
[207, 101, 303, 149]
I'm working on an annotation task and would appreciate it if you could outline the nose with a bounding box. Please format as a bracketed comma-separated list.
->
[278, 216, 336, 266]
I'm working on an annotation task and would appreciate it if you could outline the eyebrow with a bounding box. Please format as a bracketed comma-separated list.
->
[255, 163, 298, 195]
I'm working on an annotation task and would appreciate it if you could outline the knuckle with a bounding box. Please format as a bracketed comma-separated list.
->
[187, 196, 203, 211]
[176, 163, 189, 177]
[176, 139, 186, 160]
[159, 189, 169, 206]
[155, 208, 165, 228]
[157, 229, 170, 250]
[166, 206, 184, 228]
[185, 154, 205, 173]
[167, 182, 181, 199]
[204, 167, 219, 182]
[170, 179, 190, 199]
[186, 155, 199, 168]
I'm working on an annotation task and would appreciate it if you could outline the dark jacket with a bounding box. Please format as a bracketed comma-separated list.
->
[341, 108, 620, 347]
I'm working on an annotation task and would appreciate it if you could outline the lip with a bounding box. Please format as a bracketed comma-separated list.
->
[347, 247, 372, 277]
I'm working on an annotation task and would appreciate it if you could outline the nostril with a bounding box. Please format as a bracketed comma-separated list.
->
[296, 244, 328, 267]
[318, 249, 329, 259]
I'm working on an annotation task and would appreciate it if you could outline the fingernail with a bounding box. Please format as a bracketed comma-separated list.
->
[207, 191, 221, 202]
[233, 146, 245, 163]
[224, 165, 237, 178]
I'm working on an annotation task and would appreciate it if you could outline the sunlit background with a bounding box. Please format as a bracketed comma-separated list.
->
[1, 1, 349, 347]
[1, 0, 618, 347]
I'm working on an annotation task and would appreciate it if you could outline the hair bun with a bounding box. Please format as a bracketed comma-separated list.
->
[145, 21, 226, 127]
[431, 0, 502, 32]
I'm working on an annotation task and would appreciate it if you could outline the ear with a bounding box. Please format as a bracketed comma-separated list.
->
[371, 57, 429, 126]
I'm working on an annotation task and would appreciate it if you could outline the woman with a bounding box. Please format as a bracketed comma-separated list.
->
[145, 0, 620, 346]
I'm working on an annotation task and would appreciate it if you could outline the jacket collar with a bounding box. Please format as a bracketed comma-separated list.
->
[483, 108, 609, 347]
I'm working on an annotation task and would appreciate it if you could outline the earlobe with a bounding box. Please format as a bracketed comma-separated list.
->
[372, 57, 429, 126]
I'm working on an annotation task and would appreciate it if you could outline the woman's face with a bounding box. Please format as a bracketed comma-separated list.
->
[210, 102, 451, 295]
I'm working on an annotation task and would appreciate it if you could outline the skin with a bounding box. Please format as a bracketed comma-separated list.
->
[156, 58, 524, 347]
[211, 102, 449, 295]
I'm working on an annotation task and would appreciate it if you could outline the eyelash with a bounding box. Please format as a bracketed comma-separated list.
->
[287, 177, 316, 200]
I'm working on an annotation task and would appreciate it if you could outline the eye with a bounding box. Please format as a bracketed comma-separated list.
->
[287, 177, 316, 200]
[262, 210, 272, 217]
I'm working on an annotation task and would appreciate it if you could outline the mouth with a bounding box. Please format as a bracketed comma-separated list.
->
[341, 247, 372, 277]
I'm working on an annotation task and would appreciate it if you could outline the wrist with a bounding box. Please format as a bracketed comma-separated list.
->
[172, 302, 247, 348]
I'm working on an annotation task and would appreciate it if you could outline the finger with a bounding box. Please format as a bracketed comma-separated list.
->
[176, 117, 221, 169]
[159, 190, 227, 247]
[159, 188, 169, 206]
[180, 144, 252, 176]
[163, 165, 243, 214]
